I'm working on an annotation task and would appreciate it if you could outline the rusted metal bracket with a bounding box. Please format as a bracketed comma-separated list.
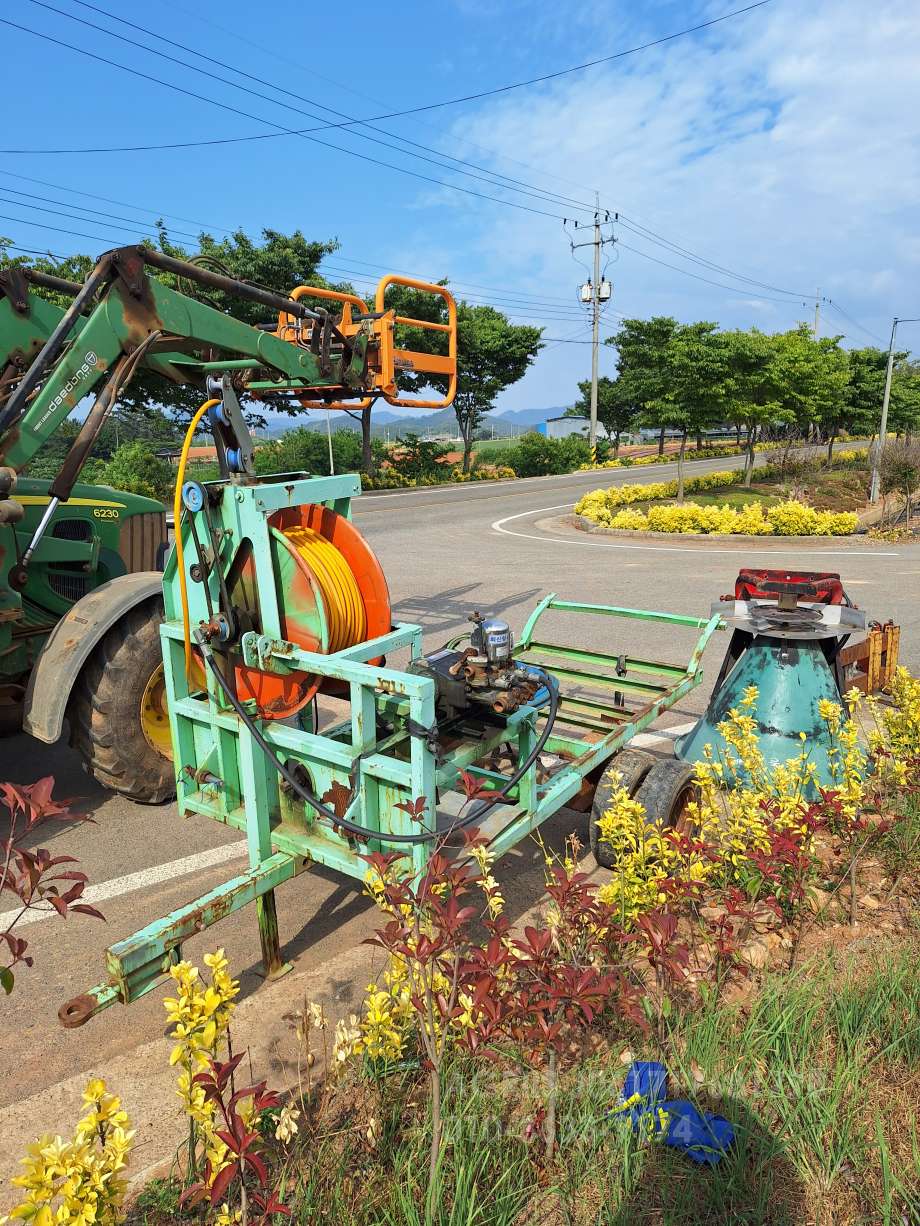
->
[58, 851, 297, 1027]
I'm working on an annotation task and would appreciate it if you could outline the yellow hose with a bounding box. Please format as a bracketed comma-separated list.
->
[283, 526, 366, 652]
[174, 398, 219, 681]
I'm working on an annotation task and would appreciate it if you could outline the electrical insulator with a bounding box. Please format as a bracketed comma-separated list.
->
[579, 280, 593, 303]
[598, 279, 612, 302]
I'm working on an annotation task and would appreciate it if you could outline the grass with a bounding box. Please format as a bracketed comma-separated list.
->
[127, 925, 920, 1226]
[663, 489, 784, 509]
[472, 437, 517, 457]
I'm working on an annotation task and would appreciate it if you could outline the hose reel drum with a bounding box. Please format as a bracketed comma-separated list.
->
[185, 495, 391, 719]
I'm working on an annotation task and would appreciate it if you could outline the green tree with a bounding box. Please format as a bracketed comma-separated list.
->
[606, 316, 681, 457]
[722, 328, 783, 484]
[505, 431, 591, 477]
[568, 376, 636, 457]
[891, 359, 920, 439]
[847, 347, 920, 443]
[805, 336, 850, 463]
[86, 441, 174, 501]
[452, 306, 542, 472]
[620, 320, 726, 500]
[254, 424, 363, 477]
[377, 286, 543, 474]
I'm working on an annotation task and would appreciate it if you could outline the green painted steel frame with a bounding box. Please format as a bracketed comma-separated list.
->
[66, 482, 722, 1021]
[4, 274, 361, 472]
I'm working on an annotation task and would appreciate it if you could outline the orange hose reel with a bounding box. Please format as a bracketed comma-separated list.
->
[231, 504, 390, 719]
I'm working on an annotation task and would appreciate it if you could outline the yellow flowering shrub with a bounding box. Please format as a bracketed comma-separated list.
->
[607, 508, 650, 531]
[595, 784, 693, 922]
[337, 843, 509, 1069]
[596, 686, 872, 922]
[578, 496, 856, 536]
[163, 949, 240, 1182]
[875, 667, 920, 768]
[3, 1079, 133, 1225]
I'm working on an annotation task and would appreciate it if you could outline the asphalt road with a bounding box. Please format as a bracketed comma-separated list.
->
[2, 452, 918, 1115]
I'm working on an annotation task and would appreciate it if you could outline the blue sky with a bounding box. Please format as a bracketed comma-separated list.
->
[3, 0, 919, 414]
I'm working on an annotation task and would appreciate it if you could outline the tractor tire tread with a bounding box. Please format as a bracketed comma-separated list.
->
[633, 758, 698, 830]
[68, 597, 175, 805]
[590, 748, 656, 869]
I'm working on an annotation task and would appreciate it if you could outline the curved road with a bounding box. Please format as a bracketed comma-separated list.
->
[1, 452, 916, 1135]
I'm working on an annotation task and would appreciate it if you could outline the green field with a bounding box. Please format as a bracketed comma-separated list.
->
[472, 436, 518, 456]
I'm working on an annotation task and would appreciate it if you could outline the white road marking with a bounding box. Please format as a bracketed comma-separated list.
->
[2, 721, 703, 931]
[0, 839, 248, 930]
[491, 503, 900, 558]
[630, 720, 697, 748]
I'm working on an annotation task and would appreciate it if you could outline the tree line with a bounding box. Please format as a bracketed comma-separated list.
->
[5, 230, 919, 493]
[570, 317, 920, 496]
[1, 228, 543, 477]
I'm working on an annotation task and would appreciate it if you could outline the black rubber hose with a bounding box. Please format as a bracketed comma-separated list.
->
[195, 631, 557, 846]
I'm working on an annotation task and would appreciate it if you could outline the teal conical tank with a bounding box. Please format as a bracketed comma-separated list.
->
[675, 589, 866, 789]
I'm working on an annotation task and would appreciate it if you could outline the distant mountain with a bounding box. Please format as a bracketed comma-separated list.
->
[493, 406, 568, 426]
[256, 403, 571, 440]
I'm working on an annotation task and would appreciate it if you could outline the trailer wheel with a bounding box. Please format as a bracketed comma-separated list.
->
[632, 759, 698, 832]
[590, 749, 655, 868]
[69, 598, 176, 804]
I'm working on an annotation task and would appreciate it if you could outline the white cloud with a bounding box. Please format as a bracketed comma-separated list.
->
[431, 0, 920, 408]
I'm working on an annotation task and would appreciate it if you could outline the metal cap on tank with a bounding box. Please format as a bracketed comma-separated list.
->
[469, 611, 513, 664]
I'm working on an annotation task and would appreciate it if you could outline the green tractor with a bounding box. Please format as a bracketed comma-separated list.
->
[0, 265, 174, 802]
[0, 244, 453, 806]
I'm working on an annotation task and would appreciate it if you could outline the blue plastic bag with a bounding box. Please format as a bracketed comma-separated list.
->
[613, 1061, 735, 1165]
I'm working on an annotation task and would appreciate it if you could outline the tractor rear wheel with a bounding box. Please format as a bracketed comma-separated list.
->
[632, 759, 698, 832]
[68, 597, 176, 804]
[590, 748, 655, 868]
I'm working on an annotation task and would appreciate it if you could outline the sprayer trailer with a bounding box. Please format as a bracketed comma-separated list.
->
[60, 465, 720, 1027]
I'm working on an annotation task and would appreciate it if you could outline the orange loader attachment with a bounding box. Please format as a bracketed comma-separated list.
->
[274, 276, 456, 411]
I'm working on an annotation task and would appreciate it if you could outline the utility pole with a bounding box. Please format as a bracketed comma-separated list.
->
[325, 408, 335, 475]
[813, 289, 821, 339]
[869, 315, 920, 502]
[566, 198, 615, 463]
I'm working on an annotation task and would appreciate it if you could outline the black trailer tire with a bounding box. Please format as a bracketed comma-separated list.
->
[632, 758, 698, 832]
[68, 597, 176, 804]
[590, 748, 656, 868]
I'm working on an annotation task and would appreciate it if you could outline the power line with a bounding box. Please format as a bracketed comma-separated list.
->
[318, 254, 581, 306]
[0, 192, 174, 240]
[5, 3, 828, 311]
[0, 173, 587, 307]
[615, 216, 812, 299]
[66, 0, 598, 217]
[0, 212, 129, 246]
[0, 17, 566, 222]
[164, 0, 600, 200]
[0, 184, 202, 241]
[823, 298, 886, 346]
[320, 262, 586, 312]
[114, 0, 808, 309]
[0, 169, 233, 235]
[3, 1, 774, 155]
[2, 182, 880, 340]
[616, 238, 811, 305]
[23, 0, 594, 219]
[0, 174, 594, 311]
[0, 218, 588, 322]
